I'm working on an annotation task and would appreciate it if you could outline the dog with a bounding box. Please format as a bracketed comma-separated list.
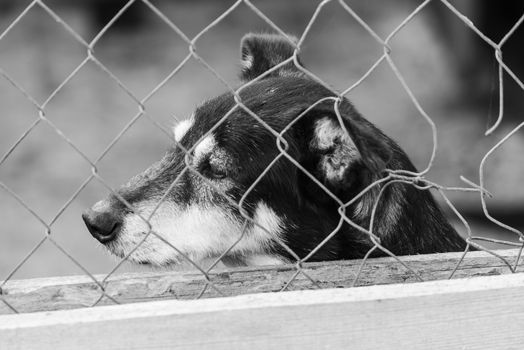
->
[82, 33, 468, 266]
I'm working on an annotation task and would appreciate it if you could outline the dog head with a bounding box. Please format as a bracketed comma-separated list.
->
[82, 33, 395, 266]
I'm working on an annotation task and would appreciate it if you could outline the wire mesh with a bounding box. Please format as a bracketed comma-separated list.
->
[1, 0, 524, 314]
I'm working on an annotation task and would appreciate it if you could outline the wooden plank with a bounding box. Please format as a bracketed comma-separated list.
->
[1, 273, 524, 350]
[0, 248, 522, 314]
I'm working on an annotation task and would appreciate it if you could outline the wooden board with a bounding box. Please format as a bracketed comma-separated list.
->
[0, 248, 522, 314]
[1, 272, 524, 349]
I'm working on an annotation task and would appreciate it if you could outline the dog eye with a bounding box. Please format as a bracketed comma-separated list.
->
[209, 168, 227, 180]
[200, 161, 227, 180]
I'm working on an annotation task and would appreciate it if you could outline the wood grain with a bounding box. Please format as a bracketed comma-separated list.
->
[1, 272, 524, 350]
[0, 248, 522, 315]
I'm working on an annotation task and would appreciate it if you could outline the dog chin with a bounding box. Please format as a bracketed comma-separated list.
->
[103, 239, 181, 266]
[119, 252, 182, 266]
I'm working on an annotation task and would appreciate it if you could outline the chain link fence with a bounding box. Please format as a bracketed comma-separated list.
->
[1, 0, 524, 314]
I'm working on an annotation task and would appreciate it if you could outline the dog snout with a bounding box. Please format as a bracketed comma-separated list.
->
[82, 204, 122, 244]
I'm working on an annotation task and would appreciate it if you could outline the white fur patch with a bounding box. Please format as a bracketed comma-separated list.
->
[313, 117, 355, 150]
[114, 202, 240, 264]
[312, 117, 360, 183]
[111, 200, 285, 266]
[241, 54, 253, 70]
[173, 116, 194, 142]
[250, 201, 284, 245]
[194, 135, 216, 162]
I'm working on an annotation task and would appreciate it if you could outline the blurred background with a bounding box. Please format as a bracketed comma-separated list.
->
[1, 0, 523, 279]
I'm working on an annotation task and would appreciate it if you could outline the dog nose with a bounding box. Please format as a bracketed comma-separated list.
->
[82, 206, 122, 243]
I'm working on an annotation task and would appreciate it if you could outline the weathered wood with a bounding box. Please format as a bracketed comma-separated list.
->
[1, 273, 524, 350]
[0, 249, 522, 314]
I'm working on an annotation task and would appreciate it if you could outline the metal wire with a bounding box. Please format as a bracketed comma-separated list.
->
[1, 0, 523, 314]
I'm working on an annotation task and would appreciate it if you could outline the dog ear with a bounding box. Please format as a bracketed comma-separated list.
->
[239, 33, 306, 82]
[300, 110, 392, 198]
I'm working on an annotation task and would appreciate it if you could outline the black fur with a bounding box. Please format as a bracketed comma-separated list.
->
[84, 33, 468, 263]
[226, 33, 467, 259]
[191, 77, 467, 260]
